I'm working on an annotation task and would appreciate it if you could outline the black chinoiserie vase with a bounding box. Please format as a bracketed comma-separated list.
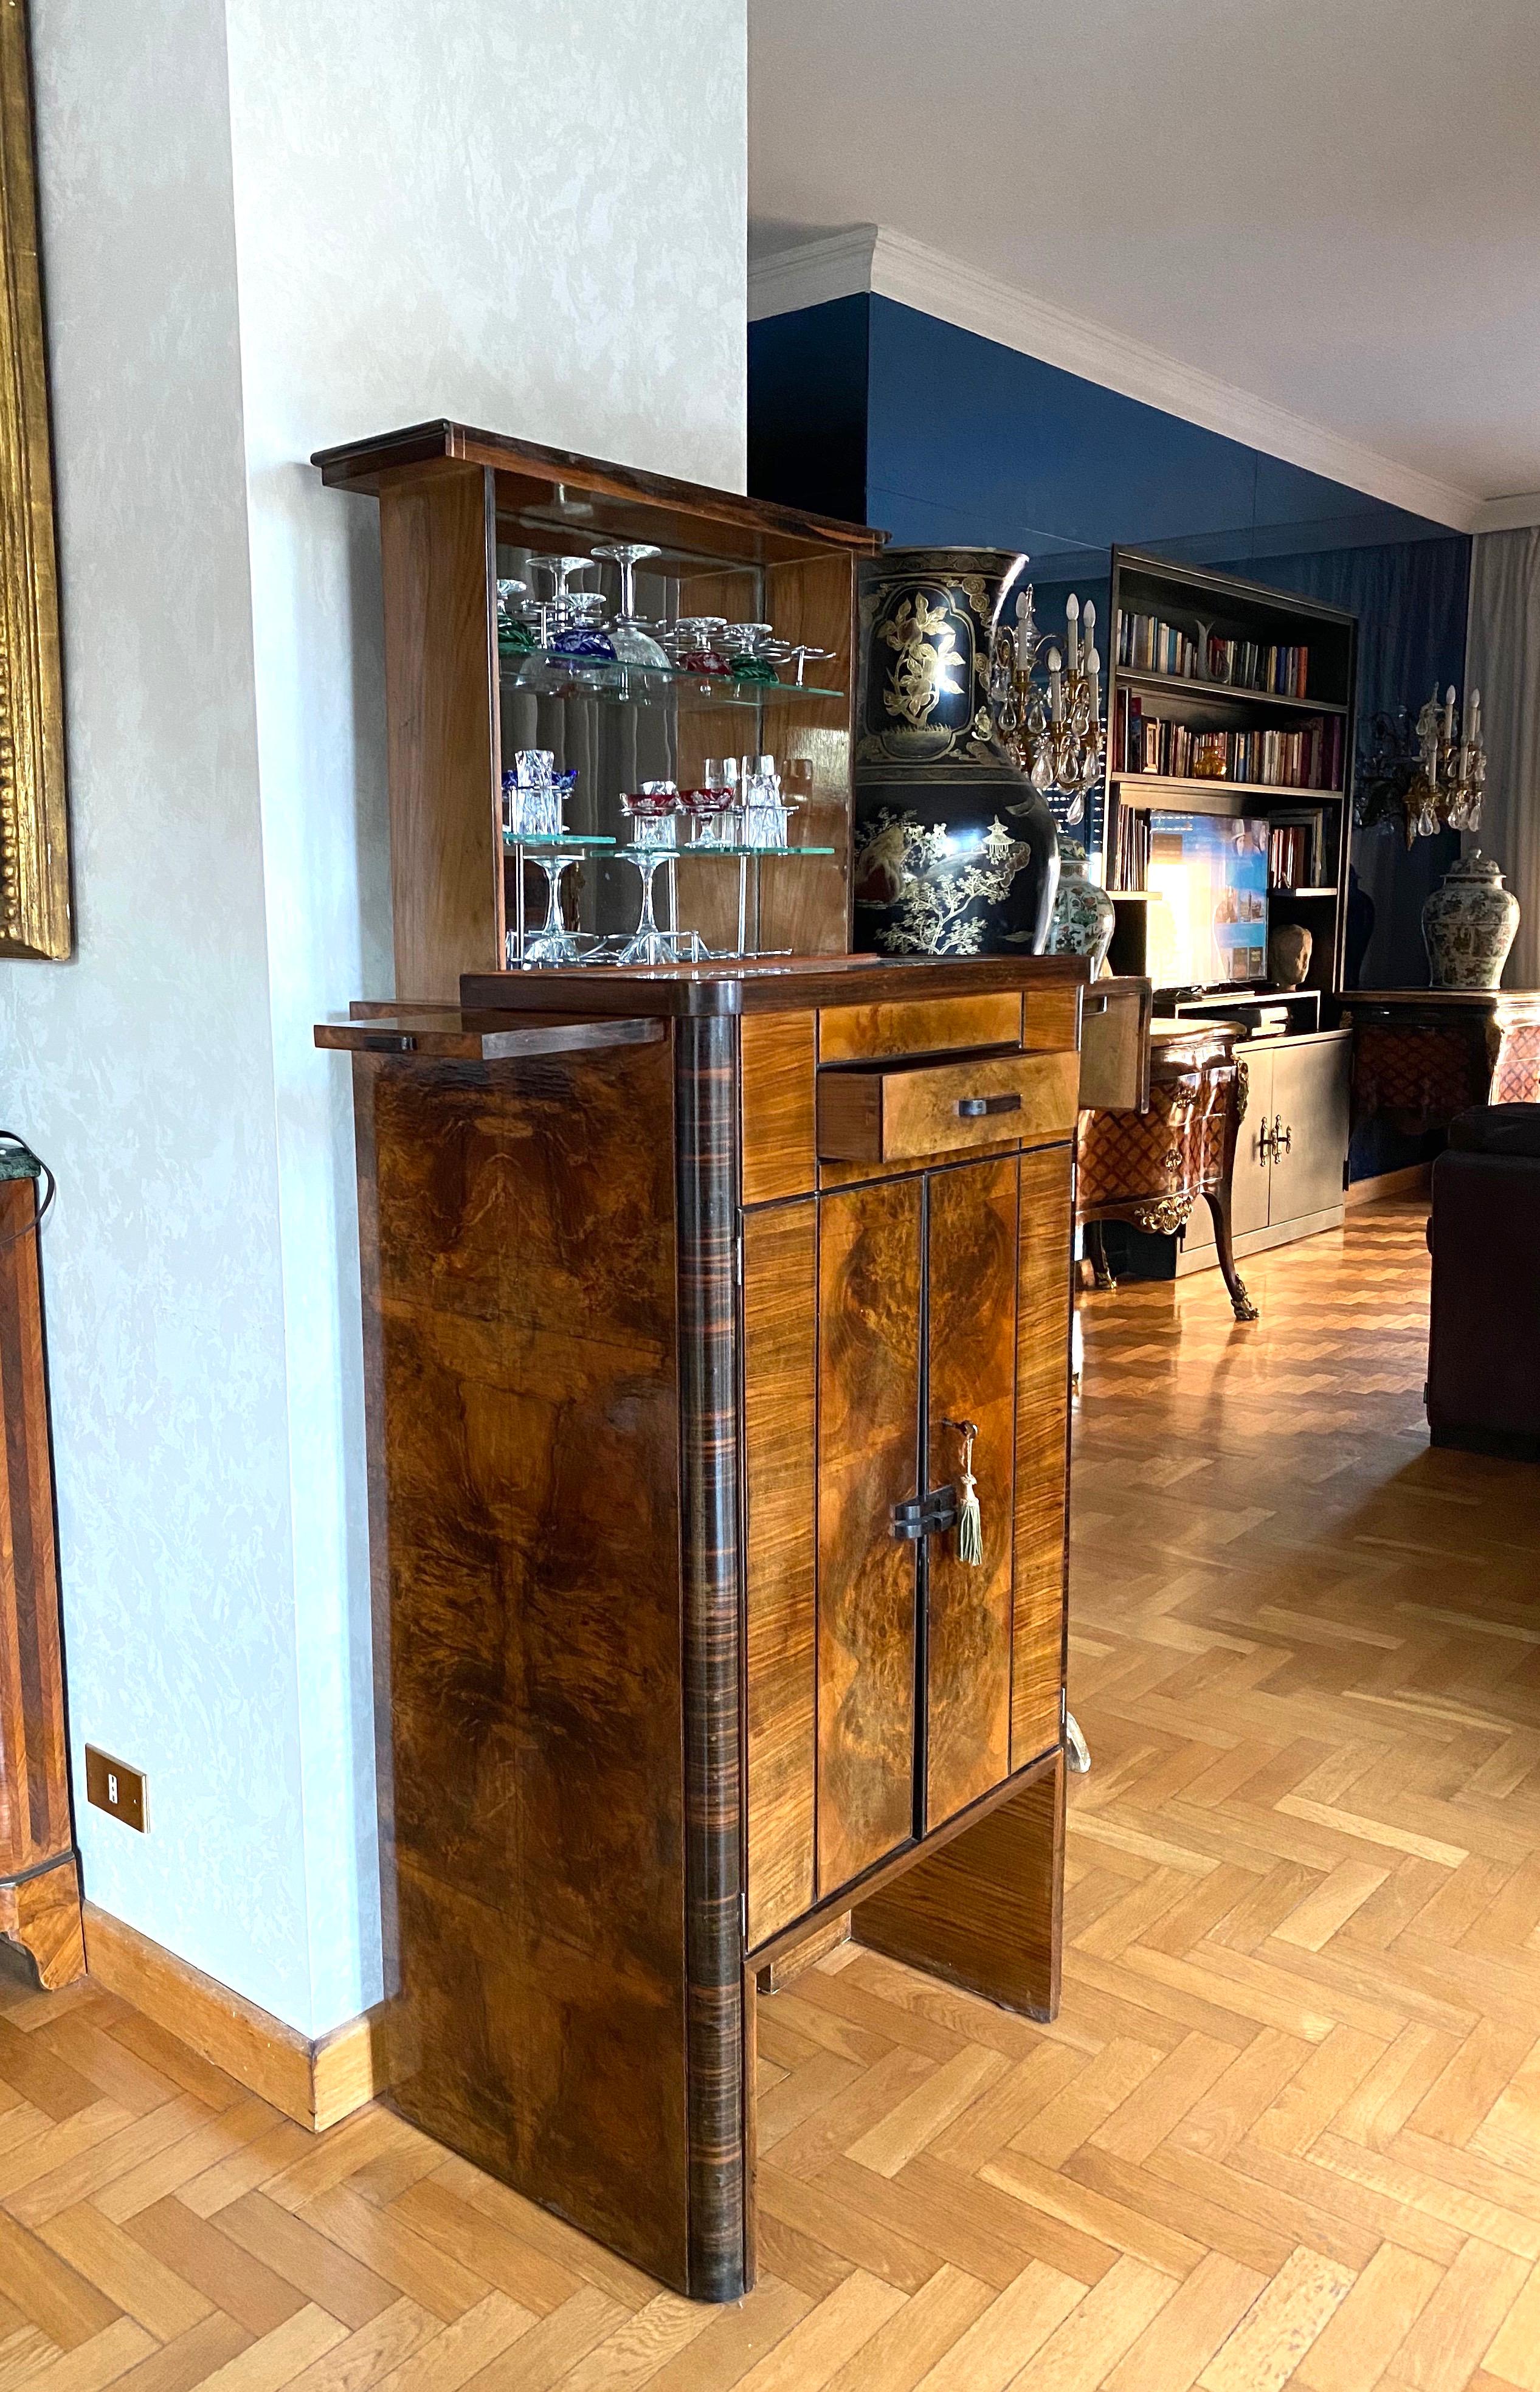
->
[852, 548, 1059, 957]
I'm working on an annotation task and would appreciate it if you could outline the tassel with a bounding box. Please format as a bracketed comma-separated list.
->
[944, 1417, 983, 1566]
[956, 1468, 982, 1566]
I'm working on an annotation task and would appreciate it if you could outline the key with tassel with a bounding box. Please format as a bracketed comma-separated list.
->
[943, 1417, 983, 1566]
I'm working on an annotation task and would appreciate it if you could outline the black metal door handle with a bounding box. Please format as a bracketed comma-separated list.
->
[956, 1092, 1022, 1119]
[891, 1485, 959, 1541]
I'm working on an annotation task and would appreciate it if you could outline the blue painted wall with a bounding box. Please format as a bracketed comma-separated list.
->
[748, 291, 1471, 1006]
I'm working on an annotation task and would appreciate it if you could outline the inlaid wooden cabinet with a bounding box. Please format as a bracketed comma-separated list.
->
[322, 953, 1083, 2302]
[745, 1138, 1073, 1941]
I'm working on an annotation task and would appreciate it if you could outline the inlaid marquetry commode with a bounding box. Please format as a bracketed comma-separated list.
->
[320, 952, 1086, 2302]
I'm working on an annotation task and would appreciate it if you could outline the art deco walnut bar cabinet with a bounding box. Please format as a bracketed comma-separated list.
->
[322, 955, 1085, 2301]
[315, 422, 1084, 2300]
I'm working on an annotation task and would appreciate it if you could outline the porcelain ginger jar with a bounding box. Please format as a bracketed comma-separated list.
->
[1048, 838, 1116, 973]
[851, 548, 1058, 957]
[1421, 849, 1520, 990]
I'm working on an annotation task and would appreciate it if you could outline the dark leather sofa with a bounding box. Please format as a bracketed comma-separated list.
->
[1426, 1105, 1540, 1460]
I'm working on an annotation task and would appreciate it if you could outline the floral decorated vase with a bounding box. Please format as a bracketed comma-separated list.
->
[1048, 837, 1116, 975]
[1421, 849, 1521, 990]
[851, 548, 1058, 957]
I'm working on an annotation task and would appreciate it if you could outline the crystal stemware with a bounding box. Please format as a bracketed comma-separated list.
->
[740, 753, 793, 850]
[617, 784, 690, 965]
[681, 761, 738, 846]
[675, 618, 731, 677]
[550, 592, 616, 668]
[503, 751, 576, 838]
[726, 623, 779, 684]
[496, 578, 537, 657]
[522, 854, 594, 965]
[591, 541, 671, 670]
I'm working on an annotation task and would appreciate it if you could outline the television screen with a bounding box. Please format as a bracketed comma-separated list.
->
[1145, 813, 1269, 989]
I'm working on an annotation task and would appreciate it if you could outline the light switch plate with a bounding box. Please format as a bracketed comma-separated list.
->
[85, 1746, 148, 1833]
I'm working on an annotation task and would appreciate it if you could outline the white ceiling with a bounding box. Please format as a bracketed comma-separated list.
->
[748, 0, 1540, 525]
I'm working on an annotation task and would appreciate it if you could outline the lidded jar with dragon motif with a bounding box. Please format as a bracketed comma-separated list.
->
[851, 548, 1059, 957]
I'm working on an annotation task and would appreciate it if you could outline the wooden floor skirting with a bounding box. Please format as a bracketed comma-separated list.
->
[1345, 1159, 1432, 1206]
[83, 1902, 387, 2133]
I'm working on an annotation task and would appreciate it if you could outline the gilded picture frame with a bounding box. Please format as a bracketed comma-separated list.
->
[0, 0, 69, 961]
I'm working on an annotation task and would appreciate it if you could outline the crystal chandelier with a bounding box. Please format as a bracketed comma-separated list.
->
[1356, 684, 1486, 846]
[993, 588, 1103, 823]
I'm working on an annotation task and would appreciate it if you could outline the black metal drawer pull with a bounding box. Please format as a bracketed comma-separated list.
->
[956, 1091, 1022, 1120]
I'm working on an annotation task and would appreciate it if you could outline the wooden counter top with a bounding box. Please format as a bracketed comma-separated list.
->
[456, 953, 1089, 1019]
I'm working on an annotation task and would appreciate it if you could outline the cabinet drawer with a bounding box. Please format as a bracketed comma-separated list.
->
[817, 1049, 1080, 1164]
[818, 992, 1022, 1063]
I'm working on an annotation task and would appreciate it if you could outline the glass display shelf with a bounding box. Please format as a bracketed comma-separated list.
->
[500, 832, 616, 850]
[498, 655, 843, 704]
[613, 842, 835, 860]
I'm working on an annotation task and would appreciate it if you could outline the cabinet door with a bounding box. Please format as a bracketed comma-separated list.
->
[1180, 1049, 1272, 1261]
[817, 1178, 922, 1891]
[925, 1156, 1018, 1831]
[1268, 1037, 1350, 1228]
[1232, 1047, 1274, 1238]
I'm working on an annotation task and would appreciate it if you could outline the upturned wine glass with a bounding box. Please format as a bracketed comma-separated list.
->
[592, 542, 671, 669]
[618, 784, 686, 964]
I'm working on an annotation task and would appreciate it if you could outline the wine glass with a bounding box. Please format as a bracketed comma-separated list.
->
[681, 760, 738, 846]
[618, 784, 684, 964]
[675, 618, 731, 677]
[727, 624, 779, 684]
[592, 542, 671, 669]
[550, 592, 616, 668]
[496, 578, 536, 657]
[522, 854, 595, 964]
[529, 554, 598, 648]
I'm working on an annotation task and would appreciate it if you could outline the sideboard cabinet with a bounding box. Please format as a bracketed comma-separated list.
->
[321, 954, 1085, 2300]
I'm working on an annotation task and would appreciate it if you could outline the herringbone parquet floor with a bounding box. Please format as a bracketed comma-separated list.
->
[6, 1197, 1540, 2391]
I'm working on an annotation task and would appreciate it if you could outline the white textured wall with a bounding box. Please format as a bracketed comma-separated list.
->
[4, 0, 746, 2034]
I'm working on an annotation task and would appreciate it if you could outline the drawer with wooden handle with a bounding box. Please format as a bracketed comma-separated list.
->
[817, 1048, 1081, 1164]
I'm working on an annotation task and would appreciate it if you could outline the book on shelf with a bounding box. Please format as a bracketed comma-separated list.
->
[1266, 807, 1327, 891]
[1113, 801, 1152, 893]
[1117, 609, 1310, 698]
[1111, 690, 1343, 791]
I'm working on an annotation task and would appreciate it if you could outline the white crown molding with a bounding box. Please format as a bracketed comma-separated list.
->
[1471, 491, 1540, 534]
[747, 225, 879, 323]
[749, 223, 1483, 536]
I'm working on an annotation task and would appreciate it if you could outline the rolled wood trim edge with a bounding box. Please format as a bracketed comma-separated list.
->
[673, 1015, 748, 2303]
[83, 1902, 390, 2132]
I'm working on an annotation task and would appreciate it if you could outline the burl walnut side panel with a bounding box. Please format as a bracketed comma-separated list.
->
[0, 1170, 84, 1989]
[361, 1039, 693, 2290]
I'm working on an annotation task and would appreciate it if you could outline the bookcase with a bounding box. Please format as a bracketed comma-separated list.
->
[1096, 548, 1358, 1274]
[1102, 547, 1358, 1034]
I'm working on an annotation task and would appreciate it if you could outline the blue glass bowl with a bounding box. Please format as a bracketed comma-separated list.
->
[550, 626, 616, 666]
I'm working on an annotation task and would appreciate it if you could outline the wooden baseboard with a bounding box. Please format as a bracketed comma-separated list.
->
[1345, 1163, 1432, 1208]
[83, 1902, 389, 2132]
